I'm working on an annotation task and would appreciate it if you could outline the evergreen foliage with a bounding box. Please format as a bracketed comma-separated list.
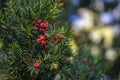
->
[0, 0, 110, 80]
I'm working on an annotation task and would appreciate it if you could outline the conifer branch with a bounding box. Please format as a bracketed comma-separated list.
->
[29, 42, 37, 62]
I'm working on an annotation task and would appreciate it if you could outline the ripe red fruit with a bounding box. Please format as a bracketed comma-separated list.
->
[36, 34, 48, 46]
[41, 40, 47, 46]
[44, 34, 48, 39]
[36, 38, 42, 44]
[83, 58, 88, 63]
[56, 33, 64, 39]
[51, 37, 62, 44]
[67, 77, 73, 80]
[39, 35, 46, 40]
[34, 62, 40, 69]
[40, 23, 46, 28]
[50, 39, 55, 44]
[32, 19, 49, 33]
[55, 39, 61, 44]
[44, 22, 49, 27]
[37, 19, 42, 25]
[38, 34, 48, 40]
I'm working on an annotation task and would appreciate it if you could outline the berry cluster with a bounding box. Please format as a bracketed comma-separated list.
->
[34, 60, 40, 69]
[36, 34, 48, 46]
[32, 19, 65, 70]
[51, 33, 64, 44]
[32, 19, 49, 32]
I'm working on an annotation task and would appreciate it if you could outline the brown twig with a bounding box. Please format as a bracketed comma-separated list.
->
[28, 43, 37, 62]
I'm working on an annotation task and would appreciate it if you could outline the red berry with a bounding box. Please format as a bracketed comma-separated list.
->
[40, 35, 46, 40]
[37, 35, 48, 45]
[67, 78, 73, 80]
[41, 40, 47, 46]
[83, 58, 88, 63]
[39, 34, 48, 40]
[56, 33, 64, 39]
[36, 38, 42, 44]
[55, 39, 61, 44]
[50, 39, 55, 44]
[34, 62, 40, 69]
[40, 23, 46, 28]
[44, 34, 48, 39]
[44, 22, 49, 27]
[37, 19, 42, 25]
[51, 37, 61, 44]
